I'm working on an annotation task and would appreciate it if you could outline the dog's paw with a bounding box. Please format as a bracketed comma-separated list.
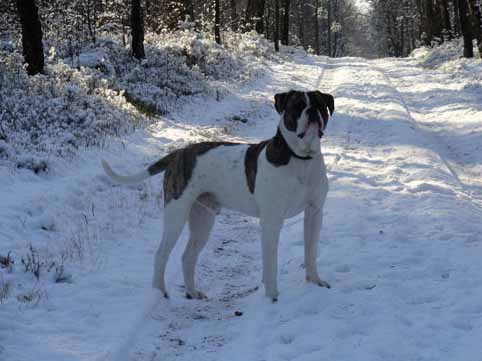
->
[265, 288, 279, 302]
[186, 290, 208, 300]
[306, 275, 331, 289]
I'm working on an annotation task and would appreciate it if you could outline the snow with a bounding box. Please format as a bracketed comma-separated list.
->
[2, 46, 482, 361]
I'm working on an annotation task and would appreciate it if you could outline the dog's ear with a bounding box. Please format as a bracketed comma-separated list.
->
[274, 92, 292, 114]
[313, 91, 335, 116]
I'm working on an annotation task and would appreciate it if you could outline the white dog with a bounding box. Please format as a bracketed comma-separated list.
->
[102, 90, 335, 302]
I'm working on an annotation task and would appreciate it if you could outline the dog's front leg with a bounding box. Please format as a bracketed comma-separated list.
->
[304, 204, 331, 288]
[260, 214, 284, 302]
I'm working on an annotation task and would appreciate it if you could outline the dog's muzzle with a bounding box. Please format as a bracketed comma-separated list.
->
[298, 108, 324, 139]
[298, 121, 323, 139]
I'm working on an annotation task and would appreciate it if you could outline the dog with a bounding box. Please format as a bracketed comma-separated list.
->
[102, 90, 335, 302]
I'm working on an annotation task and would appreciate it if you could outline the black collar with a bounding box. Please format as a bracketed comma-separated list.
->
[289, 149, 313, 160]
[276, 128, 313, 161]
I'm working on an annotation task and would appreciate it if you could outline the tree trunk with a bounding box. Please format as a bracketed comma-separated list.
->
[281, 0, 290, 45]
[425, 0, 434, 45]
[327, 0, 332, 56]
[131, 0, 145, 60]
[432, 0, 444, 43]
[459, 0, 474, 57]
[86, 0, 96, 44]
[314, 0, 320, 55]
[214, 0, 221, 44]
[274, 0, 280, 51]
[332, 0, 339, 57]
[255, 0, 266, 34]
[246, 0, 265, 33]
[230, 0, 238, 31]
[183, 0, 194, 22]
[441, 0, 453, 39]
[298, 0, 304, 47]
[245, 0, 256, 29]
[469, 0, 482, 58]
[17, 0, 44, 75]
[454, 0, 462, 35]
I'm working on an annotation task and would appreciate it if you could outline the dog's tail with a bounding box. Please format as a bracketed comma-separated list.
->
[101, 152, 175, 185]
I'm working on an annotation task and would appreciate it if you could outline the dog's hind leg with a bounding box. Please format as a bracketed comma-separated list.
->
[183, 194, 219, 300]
[152, 200, 191, 298]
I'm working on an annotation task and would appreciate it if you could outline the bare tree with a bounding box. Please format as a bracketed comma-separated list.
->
[131, 0, 145, 59]
[17, 0, 44, 75]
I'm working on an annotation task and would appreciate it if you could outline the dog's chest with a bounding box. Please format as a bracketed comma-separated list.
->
[283, 166, 317, 217]
[257, 154, 323, 218]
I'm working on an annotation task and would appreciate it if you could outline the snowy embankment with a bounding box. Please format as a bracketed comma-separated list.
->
[2, 44, 482, 360]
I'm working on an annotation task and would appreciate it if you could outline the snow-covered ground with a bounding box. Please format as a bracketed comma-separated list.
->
[1, 51, 482, 361]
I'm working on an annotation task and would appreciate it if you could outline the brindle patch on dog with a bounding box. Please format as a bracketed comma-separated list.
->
[162, 142, 238, 204]
[147, 151, 178, 176]
[245, 140, 269, 194]
[244, 129, 297, 194]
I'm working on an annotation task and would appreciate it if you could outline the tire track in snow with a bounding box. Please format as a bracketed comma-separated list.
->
[371, 64, 482, 215]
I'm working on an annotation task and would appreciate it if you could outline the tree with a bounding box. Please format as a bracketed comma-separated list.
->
[281, 0, 291, 45]
[230, 0, 238, 31]
[440, 0, 453, 40]
[314, 0, 320, 54]
[459, 0, 474, 57]
[274, 0, 280, 51]
[327, 0, 332, 56]
[181, 0, 194, 22]
[296, 1, 305, 47]
[131, 0, 145, 60]
[214, 0, 221, 44]
[17, 0, 44, 75]
[469, 0, 482, 57]
[246, 0, 266, 33]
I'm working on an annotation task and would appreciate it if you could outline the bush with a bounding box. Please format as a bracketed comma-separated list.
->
[0, 29, 273, 169]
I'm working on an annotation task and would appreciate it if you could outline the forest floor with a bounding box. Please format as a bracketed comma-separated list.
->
[1, 53, 482, 361]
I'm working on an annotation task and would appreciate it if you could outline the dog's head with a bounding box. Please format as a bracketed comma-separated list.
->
[274, 90, 335, 157]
